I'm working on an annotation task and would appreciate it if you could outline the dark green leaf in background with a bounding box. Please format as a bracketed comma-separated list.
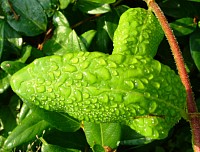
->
[0, 20, 4, 61]
[38, 0, 59, 17]
[84, 0, 116, 3]
[43, 129, 88, 151]
[41, 139, 81, 152]
[160, 0, 200, 18]
[2, 112, 50, 150]
[76, 0, 111, 14]
[59, 0, 71, 9]
[92, 144, 105, 152]
[190, 29, 200, 71]
[80, 30, 97, 49]
[4, 21, 22, 50]
[2, 0, 47, 36]
[43, 11, 86, 55]
[17, 103, 32, 124]
[1, 61, 26, 75]
[0, 70, 10, 94]
[170, 18, 197, 36]
[29, 104, 81, 132]
[84, 122, 121, 150]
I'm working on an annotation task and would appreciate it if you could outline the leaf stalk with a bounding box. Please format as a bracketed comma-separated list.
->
[144, 0, 200, 151]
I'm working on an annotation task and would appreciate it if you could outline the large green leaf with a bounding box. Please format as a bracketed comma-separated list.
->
[84, 122, 121, 150]
[2, 0, 47, 36]
[190, 29, 200, 71]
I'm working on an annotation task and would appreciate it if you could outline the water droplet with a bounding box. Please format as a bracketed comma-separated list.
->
[80, 61, 90, 69]
[53, 70, 61, 77]
[124, 80, 134, 89]
[96, 68, 111, 80]
[36, 86, 46, 93]
[149, 102, 157, 113]
[148, 74, 154, 80]
[65, 99, 73, 104]
[98, 58, 107, 66]
[74, 90, 82, 102]
[108, 61, 117, 68]
[74, 73, 83, 80]
[141, 78, 148, 84]
[44, 104, 50, 110]
[111, 70, 118, 76]
[91, 98, 97, 103]
[31, 96, 36, 101]
[48, 72, 55, 80]
[134, 79, 144, 89]
[84, 72, 97, 84]
[83, 92, 90, 99]
[47, 87, 53, 93]
[152, 82, 160, 89]
[50, 63, 59, 71]
[71, 57, 79, 64]
[99, 94, 109, 103]
[37, 78, 45, 84]
[144, 92, 150, 98]
[45, 80, 52, 86]
[63, 64, 77, 72]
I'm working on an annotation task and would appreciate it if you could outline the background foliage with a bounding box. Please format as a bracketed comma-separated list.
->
[0, 0, 200, 151]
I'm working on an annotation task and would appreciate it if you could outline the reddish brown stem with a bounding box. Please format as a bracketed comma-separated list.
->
[145, 0, 200, 151]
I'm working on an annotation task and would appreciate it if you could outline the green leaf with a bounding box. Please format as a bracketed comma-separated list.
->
[187, 0, 200, 2]
[190, 29, 200, 71]
[29, 104, 81, 132]
[1, 61, 26, 75]
[170, 18, 197, 36]
[0, 103, 18, 137]
[83, 0, 116, 3]
[113, 8, 164, 57]
[84, 122, 121, 149]
[80, 30, 96, 49]
[0, 20, 4, 61]
[101, 5, 129, 41]
[76, 0, 111, 14]
[93, 144, 105, 152]
[43, 11, 86, 55]
[91, 16, 113, 53]
[41, 139, 81, 152]
[3, 21, 22, 50]
[43, 129, 88, 151]
[17, 45, 32, 63]
[2, 0, 47, 36]
[38, 0, 58, 17]
[160, 0, 200, 18]
[59, 0, 71, 9]
[17, 103, 32, 124]
[2, 112, 50, 150]
[0, 70, 10, 94]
